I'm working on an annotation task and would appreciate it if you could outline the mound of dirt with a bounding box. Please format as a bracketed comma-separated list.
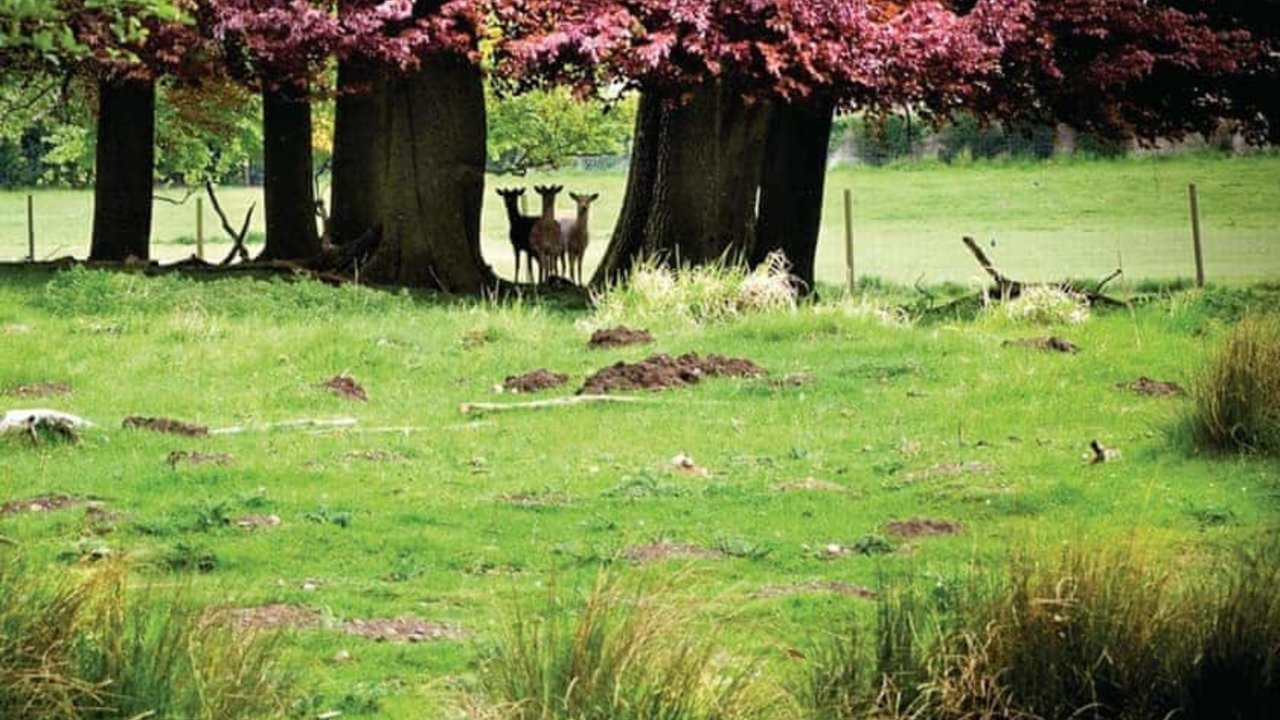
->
[750, 580, 877, 600]
[323, 374, 368, 402]
[1005, 336, 1080, 353]
[1, 493, 81, 516]
[342, 618, 465, 643]
[2, 382, 70, 398]
[229, 604, 324, 632]
[884, 518, 963, 538]
[503, 369, 570, 394]
[167, 450, 235, 467]
[233, 514, 281, 530]
[580, 353, 765, 394]
[620, 542, 724, 563]
[123, 416, 208, 437]
[588, 326, 655, 348]
[1118, 376, 1185, 396]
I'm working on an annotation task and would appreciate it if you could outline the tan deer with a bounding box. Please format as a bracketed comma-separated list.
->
[530, 185, 565, 283]
[562, 192, 599, 286]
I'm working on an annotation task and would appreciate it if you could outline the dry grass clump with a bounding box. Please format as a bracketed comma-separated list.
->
[472, 572, 776, 720]
[592, 253, 797, 326]
[800, 544, 1280, 720]
[991, 285, 1090, 325]
[0, 557, 287, 720]
[1185, 314, 1280, 455]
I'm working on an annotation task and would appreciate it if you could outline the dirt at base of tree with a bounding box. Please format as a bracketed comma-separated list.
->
[323, 374, 368, 402]
[1, 493, 81, 516]
[580, 353, 765, 394]
[620, 542, 725, 563]
[168, 450, 235, 467]
[123, 416, 209, 436]
[1119, 376, 1186, 396]
[2, 382, 71, 398]
[1004, 336, 1080, 353]
[750, 580, 878, 600]
[342, 618, 465, 642]
[503, 369, 570, 393]
[588, 326, 655, 348]
[885, 517, 964, 538]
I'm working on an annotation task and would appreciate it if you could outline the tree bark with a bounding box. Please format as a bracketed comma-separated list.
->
[329, 58, 384, 246]
[592, 82, 772, 283]
[752, 97, 836, 292]
[364, 54, 492, 292]
[260, 81, 320, 260]
[89, 77, 155, 261]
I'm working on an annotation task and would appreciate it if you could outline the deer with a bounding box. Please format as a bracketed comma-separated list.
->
[495, 187, 539, 283]
[530, 185, 565, 283]
[562, 192, 599, 286]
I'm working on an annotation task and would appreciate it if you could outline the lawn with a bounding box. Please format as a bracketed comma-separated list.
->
[2, 152, 1278, 284]
[1, 265, 1277, 718]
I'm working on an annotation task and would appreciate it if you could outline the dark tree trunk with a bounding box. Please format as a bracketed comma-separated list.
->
[329, 58, 384, 246]
[592, 82, 772, 283]
[364, 54, 491, 292]
[260, 81, 320, 260]
[752, 97, 836, 293]
[90, 77, 155, 261]
[591, 91, 662, 286]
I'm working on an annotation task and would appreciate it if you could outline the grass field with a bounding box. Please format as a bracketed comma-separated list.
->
[1, 265, 1278, 717]
[1, 153, 1277, 284]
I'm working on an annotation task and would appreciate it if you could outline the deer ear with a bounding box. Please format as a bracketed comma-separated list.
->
[590, 194, 600, 202]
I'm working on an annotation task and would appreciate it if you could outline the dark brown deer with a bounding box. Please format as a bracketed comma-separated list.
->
[530, 185, 565, 283]
[495, 187, 539, 283]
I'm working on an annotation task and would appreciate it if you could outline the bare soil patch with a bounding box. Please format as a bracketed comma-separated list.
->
[620, 542, 724, 563]
[1118, 376, 1186, 396]
[341, 449, 406, 463]
[497, 491, 575, 507]
[885, 518, 964, 538]
[776, 477, 853, 493]
[769, 372, 813, 388]
[588, 326, 655, 349]
[123, 416, 208, 436]
[229, 604, 324, 632]
[907, 461, 995, 482]
[750, 580, 877, 600]
[503, 369, 570, 394]
[580, 353, 765, 394]
[342, 618, 465, 643]
[323, 374, 368, 402]
[1, 493, 81, 516]
[2, 382, 70, 398]
[1004, 336, 1080, 353]
[167, 450, 235, 467]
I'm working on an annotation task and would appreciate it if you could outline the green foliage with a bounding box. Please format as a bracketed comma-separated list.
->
[1184, 314, 1280, 455]
[487, 86, 635, 174]
[0, 556, 286, 719]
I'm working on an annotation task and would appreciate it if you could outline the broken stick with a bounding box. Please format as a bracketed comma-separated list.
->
[460, 395, 644, 415]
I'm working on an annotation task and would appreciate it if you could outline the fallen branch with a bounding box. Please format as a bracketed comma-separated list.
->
[460, 395, 645, 415]
[1, 409, 95, 433]
[209, 417, 358, 435]
[205, 180, 255, 266]
[962, 236, 1020, 298]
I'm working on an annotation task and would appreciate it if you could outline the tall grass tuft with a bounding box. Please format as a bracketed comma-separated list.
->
[591, 253, 797, 326]
[473, 572, 776, 720]
[0, 556, 288, 719]
[1184, 313, 1280, 455]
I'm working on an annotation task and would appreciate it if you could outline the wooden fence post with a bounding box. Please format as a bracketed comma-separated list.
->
[1188, 183, 1205, 288]
[26, 194, 35, 262]
[196, 196, 205, 260]
[843, 188, 855, 294]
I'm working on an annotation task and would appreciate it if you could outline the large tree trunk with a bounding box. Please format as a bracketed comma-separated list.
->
[752, 97, 836, 293]
[329, 0, 385, 248]
[89, 77, 155, 261]
[364, 54, 491, 292]
[592, 82, 772, 283]
[591, 91, 662, 286]
[260, 81, 320, 260]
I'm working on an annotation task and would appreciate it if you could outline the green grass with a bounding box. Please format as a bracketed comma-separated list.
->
[2, 153, 1278, 284]
[1, 267, 1279, 717]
